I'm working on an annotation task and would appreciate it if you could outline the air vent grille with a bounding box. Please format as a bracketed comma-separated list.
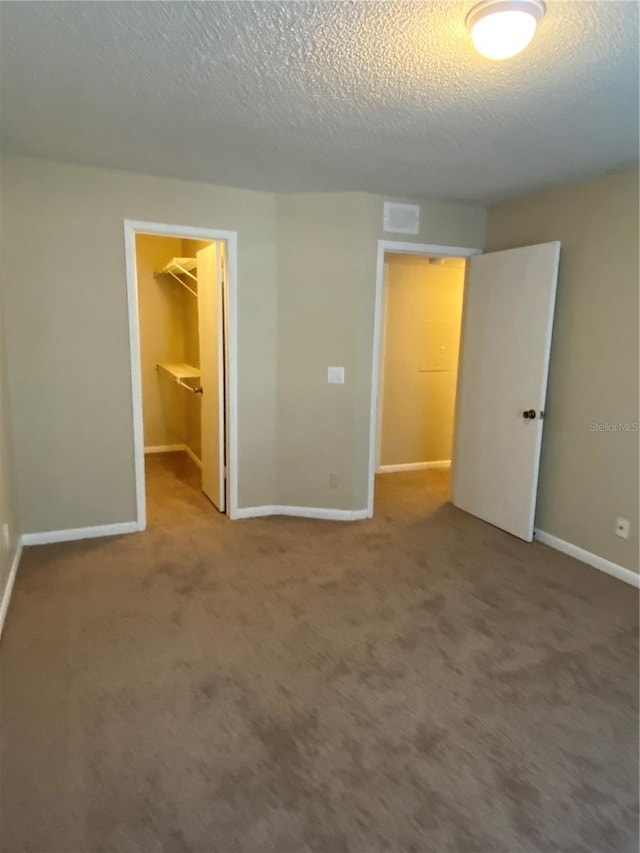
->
[383, 202, 420, 235]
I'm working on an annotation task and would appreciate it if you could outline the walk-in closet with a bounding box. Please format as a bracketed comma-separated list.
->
[135, 234, 227, 516]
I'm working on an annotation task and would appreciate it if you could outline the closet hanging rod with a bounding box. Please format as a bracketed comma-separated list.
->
[165, 269, 198, 297]
[179, 380, 203, 394]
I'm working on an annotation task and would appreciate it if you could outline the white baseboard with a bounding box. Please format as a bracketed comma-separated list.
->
[0, 540, 23, 639]
[377, 460, 451, 473]
[2, 520, 140, 634]
[183, 445, 202, 469]
[236, 505, 370, 522]
[22, 521, 139, 547]
[145, 444, 202, 469]
[235, 505, 275, 519]
[534, 529, 639, 588]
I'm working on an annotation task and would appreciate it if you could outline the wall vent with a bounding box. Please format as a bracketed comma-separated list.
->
[383, 202, 420, 235]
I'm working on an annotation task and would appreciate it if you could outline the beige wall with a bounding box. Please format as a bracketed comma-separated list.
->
[0, 155, 485, 532]
[380, 256, 464, 467]
[136, 234, 189, 449]
[3, 152, 634, 574]
[487, 169, 639, 572]
[275, 193, 486, 510]
[0, 283, 20, 620]
[276, 194, 367, 510]
[0, 156, 278, 531]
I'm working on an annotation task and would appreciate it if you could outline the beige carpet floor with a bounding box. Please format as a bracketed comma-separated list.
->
[1, 452, 638, 853]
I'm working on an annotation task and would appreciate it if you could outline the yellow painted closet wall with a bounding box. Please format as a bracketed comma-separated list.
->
[380, 256, 464, 467]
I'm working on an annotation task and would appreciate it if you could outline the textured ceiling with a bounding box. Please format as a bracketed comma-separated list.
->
[0, 1, 638, 203]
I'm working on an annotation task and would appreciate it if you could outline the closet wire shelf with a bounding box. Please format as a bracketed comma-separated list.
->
[154, 257, 198, 297]
[157, 363, 203, 395]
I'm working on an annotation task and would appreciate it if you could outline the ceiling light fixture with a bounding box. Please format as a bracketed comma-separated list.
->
[466, 0, 546, 60]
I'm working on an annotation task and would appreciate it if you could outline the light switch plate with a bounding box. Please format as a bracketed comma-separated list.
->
[328, 366, 345, 384]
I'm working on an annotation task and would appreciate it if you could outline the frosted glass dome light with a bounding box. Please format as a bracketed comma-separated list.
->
[466, 0, 547, 60]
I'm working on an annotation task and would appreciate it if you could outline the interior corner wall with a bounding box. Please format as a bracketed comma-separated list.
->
[380, 256, 464, 467]
[275, 193, 486, 511]
[486, 168, 640, 572]
[0, 156, 278, 533]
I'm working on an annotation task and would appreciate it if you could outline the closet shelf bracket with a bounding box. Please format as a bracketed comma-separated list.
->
[154, 258, 198, 298]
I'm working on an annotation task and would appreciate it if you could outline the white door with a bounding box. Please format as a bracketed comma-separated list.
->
[452, 242, 561, 541]
[197, 244, 226, 511]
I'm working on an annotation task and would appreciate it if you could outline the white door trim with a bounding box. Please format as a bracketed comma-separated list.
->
[123, 219, 239, 528]
[367, 240, 481, 517]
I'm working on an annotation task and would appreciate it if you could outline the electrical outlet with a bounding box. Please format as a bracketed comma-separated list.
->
[329, 472, 341, 489]
[615, 517, 630, 539]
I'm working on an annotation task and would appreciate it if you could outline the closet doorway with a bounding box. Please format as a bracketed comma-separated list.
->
[124, 221, 238, 530]
[376, 252, 466, 476]
[369, 238, 561, 542]
[367, 240, 479, 519]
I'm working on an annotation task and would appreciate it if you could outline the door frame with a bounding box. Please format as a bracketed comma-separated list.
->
[367, 240, 481, 517]
[123, 219, 239, 529]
